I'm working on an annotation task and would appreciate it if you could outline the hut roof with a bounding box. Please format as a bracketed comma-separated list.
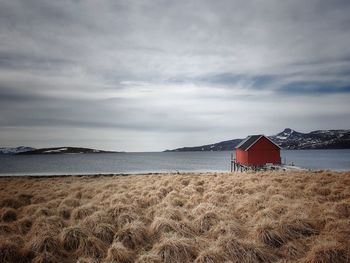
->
[235, 135, 281, 151]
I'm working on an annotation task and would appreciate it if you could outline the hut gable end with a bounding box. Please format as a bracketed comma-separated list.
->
[236, 135, 281, 151]
[235, 134, 281, 166]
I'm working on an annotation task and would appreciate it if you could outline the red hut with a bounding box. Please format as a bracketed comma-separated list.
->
[235, 135, 281, 167]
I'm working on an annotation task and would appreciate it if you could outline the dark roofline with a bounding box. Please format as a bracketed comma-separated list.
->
[235, 135, 263, 151]
[235, 135, 281, 151]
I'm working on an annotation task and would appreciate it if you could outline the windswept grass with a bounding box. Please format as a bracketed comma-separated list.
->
[0, 171, 349, 262]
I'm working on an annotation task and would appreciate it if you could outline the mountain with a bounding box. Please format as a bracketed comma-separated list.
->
[166, 128, 350, 151]
[165, 139, 243, 152]
[0, 146, 35, 155]
[16, 147, 118, 155]
[270, 128, 350, 149]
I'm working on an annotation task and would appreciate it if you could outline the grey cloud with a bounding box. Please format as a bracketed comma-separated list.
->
[278, 83, 350, 95]
[0, 0, 350, 151]
[0, 86, 215, 134]
[0, 52, 74, 72]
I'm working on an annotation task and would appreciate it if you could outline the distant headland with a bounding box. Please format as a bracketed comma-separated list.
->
[0, 147, 121, 155]
[165, 128, 350, 152]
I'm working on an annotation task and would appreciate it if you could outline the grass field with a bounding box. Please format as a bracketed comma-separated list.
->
[1, 171, 350, 263]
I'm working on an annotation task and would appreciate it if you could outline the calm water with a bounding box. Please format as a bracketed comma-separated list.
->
[0, 150, 349, 176]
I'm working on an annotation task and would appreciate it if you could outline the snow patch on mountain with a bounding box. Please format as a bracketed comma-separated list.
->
[42, 148, 68, 153]
[276, 136, 288, 140]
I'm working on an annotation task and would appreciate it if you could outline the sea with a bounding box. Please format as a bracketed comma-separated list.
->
[0, 149, 349, 176]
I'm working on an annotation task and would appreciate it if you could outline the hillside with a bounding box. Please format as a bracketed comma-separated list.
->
[166, 128, 350, 151]
[165, 139, 243, 152]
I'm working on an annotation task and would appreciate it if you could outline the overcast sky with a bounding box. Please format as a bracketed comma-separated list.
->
[1, 0, 350, 151]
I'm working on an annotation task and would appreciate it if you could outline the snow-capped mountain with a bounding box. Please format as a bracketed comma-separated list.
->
[166, 128, 350, 151]
[270, 128, 350, 149]
[273, 128, 302, 140]
[0, 146, 36, 155]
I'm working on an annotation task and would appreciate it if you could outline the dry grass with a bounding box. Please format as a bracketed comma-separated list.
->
[0, 171, 350, 263]
[104, 241, 134, 263]
[154, 236, 199, 263]
[1, 208, 17, 222]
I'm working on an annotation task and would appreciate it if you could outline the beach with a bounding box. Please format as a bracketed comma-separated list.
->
[1, 171, 350, 263]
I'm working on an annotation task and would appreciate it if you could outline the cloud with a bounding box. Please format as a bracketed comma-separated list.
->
[0, 0, 350, 151]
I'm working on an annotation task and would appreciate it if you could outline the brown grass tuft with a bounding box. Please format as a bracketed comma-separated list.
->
[282, 239, 309, 260]
[135, 252, 162, 263]
[76, 236, 107, 259]
[218, 236, 278, 263]
[1, 208, 17, 222]
[107, 204, 136, 219]
[76, 257, 97, 263]
[7, 234, 25, 247]
[31, 252, 60, 263]
[153, 236, 199, 263]
[17, 217, 33, 235]
[210, 220, 245, 239]
[82, 211, 112, 228]
[33, 207, 54, 217]
[150, 217, 181, 237]
[305, 241, 349, 263]
[280, 218, 320, 239]
[60, 226, 89, 252]
[92, 223, 115, 244]
[71, 205, 97, 221]
[150, 217, 196, 238]
[58, 205, 71, 220]
[104, 242, 134, 263]
[27, 233, 62, 255]
[153, 208, 184, 221]
[0, 223, 17, 235]
[18, 194, 33, 205]
[334, 201, 350, 218]
[61, 198, 80, 208]
[29, 216, 66, 236]
[217, 236, 248, 261]
[0, 240, 30, 263]
[115, 212, 140, 228]
[114, 221, 149, 249]
[324, 219, 350, 243]
[255, 223, 286, 248]
[0, 198, 22, 209]
[195, 211, 220, 233]
[194, 247, 227, 263]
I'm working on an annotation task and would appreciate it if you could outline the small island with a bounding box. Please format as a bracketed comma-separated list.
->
[16, 147, 120, 155]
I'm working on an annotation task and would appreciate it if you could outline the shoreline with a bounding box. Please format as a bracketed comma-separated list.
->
[0, 171, 227, 179]
[1, 167, 349, 178]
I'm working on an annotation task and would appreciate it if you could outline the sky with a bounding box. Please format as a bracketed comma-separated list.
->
[0, 0, 350, 152]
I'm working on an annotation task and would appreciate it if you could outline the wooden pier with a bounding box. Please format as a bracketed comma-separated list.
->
[230, 153, 251, 172]
[230, 153, 280, 172]
[231, 159, 251, 172]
